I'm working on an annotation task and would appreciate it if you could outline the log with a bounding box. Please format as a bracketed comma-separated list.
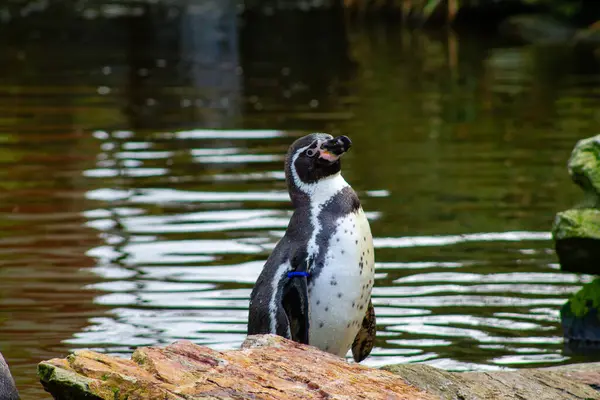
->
[38, 334, 600, 400]
[38, 335, 435, 400]
[384, 363, 600, 400]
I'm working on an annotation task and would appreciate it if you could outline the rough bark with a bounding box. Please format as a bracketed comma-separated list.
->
[39, 335, 435, 400]
[383, 363, 600, 400]
[38, 334, 600, 400]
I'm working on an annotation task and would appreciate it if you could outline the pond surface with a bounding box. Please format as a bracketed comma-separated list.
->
[1, 5, 600, 399]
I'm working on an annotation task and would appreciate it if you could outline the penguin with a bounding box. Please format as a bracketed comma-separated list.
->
[0, 351, 19, 400]
[248, 133, 376, 362]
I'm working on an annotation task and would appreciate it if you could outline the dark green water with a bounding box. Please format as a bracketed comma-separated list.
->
[0, 5, 599, 399]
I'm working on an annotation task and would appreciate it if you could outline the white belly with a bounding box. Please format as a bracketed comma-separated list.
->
[308, 208, 375, 357]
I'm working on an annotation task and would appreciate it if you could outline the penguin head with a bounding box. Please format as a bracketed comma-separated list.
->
[284, 133, 352, 202]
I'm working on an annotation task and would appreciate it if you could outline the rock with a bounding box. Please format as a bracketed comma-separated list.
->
[243, 0, 338, 12]
[499, 14, 576, 44]
[38, 335, 435, 400]
[562, 278, 600, 342]
[383, 363, 600, 400]
[0, 352, 19, 400]
[574, 21, 600, 45]
[569, 134, 600, 199]
[552, 208, 600, 274]
[553, 209, 600, 241]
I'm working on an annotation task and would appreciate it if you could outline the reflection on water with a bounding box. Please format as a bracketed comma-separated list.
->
[1, 4, 600, 399]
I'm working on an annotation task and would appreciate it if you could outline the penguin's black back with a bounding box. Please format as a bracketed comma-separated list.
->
[247, 210, 312, 337]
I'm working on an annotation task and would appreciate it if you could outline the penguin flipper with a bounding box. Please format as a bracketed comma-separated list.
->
[282, 275, 310, 344]
[351, 298, 376, 362]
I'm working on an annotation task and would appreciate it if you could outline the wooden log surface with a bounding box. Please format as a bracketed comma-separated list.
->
[38, 334, 600, 400]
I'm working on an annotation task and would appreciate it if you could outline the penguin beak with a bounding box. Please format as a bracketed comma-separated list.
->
[319, 136, 352, 163]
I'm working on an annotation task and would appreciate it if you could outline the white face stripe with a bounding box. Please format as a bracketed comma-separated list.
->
[269, 261, 292, 333]
[290, 143, 316, 195]
[289, 140, 345, 196]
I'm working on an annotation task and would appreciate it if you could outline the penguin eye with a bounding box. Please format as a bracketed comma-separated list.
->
[305, 148, 317, 157]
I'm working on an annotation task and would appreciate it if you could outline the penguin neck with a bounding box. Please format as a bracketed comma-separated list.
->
[294, 172, 349, 266]
[289, 172, 349, 210]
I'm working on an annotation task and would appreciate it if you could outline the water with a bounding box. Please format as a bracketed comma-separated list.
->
[1, 5, 600, 399]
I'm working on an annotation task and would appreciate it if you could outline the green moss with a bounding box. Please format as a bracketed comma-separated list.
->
[566, 278, 600, 317]
[37, 362, 55, 383]
[568, 134, 600, 198]
[552, 208, 600, 240]
[101, 373, 109, 381]
[37, 361, 104, 400]
[131, 349, 146, 366]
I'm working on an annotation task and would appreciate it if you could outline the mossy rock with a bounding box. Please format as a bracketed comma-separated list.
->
[552, 208, 600, 241]
[561, 279, 600, 343]
[552, 209, 600, 274]
[568, 134, 600, 198]
[563, 278, 600, 318]
[37, 361, 103, 400]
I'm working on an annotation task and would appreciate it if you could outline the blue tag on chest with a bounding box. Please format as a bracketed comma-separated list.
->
[287, 271, 310, 278]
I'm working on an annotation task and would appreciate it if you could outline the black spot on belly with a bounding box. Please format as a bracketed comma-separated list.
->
[316, 300, 320, 305]
[351, 301, 355, 308]
[347, 323, 350, 328]
[319, 322, 324, 328]
[325, 306, 329, 312]
[341, 250, 345, 255]
[355, 240, 358, 244]
[330, 280, 337, 286]
[337, 292, 342, 298]
[336, 238, 340, 242]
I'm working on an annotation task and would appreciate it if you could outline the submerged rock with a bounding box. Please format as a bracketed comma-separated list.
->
[500, 15, 600, 47]
[499, 14, 576, 44]
[569, 134, 600, 200]
[562, 278, 600, 343]
[553, 208, 600, 274]
[38, 335, 434, 400]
